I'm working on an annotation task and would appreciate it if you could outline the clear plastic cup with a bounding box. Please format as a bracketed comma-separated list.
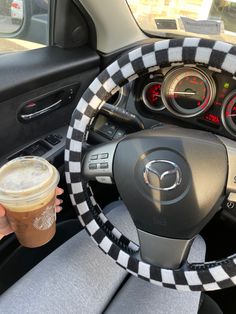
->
[0, 156, 60, 248]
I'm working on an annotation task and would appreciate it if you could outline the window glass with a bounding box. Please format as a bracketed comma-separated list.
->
[0, 0, 48, 53]
[127, 0, 236, 45]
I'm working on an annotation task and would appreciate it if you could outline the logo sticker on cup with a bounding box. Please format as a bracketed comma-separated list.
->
[33, 205, 55, 231]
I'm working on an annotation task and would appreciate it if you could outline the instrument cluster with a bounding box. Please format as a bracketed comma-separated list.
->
[135, 65, 236, 139]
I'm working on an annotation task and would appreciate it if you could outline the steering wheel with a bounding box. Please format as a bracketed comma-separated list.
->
[65, 38, 236, 292]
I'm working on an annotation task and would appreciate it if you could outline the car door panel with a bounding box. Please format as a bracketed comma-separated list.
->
[0, 46, 99, 100]
[0, 43, 100, 293]
[0, 46, 100, 159]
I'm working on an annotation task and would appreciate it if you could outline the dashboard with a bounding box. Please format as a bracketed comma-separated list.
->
[129, 65, 236, 140]
[8, 64, 236, 168]
[89, 64, 236, 224]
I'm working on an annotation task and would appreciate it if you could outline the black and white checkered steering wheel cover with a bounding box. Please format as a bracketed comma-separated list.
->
[65, 38, 236, 291]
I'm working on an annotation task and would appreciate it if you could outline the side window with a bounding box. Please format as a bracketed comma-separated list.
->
[0, 0, 49, 54]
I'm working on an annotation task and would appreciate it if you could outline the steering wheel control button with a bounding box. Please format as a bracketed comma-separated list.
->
[90, 155, 98, 160]
[82, 141, 118, 182]
[99, 153, 109, 159]
[89, 164, 98, 170]
[144, 160, 182, 191]
[96, 176, 112, 184]
[100, 163, 109, 169]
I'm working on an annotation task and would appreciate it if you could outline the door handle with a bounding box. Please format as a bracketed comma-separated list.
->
[20, 99, 63, 120]
[18, 84, 80, 122]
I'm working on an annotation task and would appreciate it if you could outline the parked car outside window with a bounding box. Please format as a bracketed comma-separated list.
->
[10, 0, 23, 25]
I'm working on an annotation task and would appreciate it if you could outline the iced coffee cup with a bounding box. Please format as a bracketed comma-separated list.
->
[0, 156, 60, 248]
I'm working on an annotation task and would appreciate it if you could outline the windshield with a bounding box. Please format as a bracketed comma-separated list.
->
[127, 0, 236, 44]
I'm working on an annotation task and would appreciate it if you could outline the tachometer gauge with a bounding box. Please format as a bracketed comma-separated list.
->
[161, 68, 216, 118]
[142, 81, 165, 111]
[222, 91, 236, 137]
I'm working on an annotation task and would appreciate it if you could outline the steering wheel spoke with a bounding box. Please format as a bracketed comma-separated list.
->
[137, 229, 193, 269]
[217, 136, 236, 197]
[82, 141, 118, 184]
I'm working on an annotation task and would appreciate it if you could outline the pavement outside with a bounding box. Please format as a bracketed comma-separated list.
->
[0, 38, 44, 53]
[0, 14, 44, 53]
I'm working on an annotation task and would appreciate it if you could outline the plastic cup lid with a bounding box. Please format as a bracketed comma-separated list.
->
[0, 156, 59, 202]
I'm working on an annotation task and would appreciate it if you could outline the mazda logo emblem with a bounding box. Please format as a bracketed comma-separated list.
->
[143, 160, 182, 191]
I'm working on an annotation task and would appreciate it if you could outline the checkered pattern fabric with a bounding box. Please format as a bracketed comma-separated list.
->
[86, 185, 139, 253]
[65, 38, 236, 291]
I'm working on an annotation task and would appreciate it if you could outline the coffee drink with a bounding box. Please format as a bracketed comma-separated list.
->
[0, 156, 60, 248]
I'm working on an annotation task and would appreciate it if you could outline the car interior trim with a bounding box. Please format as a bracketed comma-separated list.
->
[79, 0, 146, 53]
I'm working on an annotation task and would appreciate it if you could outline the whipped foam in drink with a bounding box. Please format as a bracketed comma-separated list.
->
[0, 161, 51, 191]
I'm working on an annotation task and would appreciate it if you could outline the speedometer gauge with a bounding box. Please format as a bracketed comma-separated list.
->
[222, 91, 236, 137]
[161, 68, 216, 118]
